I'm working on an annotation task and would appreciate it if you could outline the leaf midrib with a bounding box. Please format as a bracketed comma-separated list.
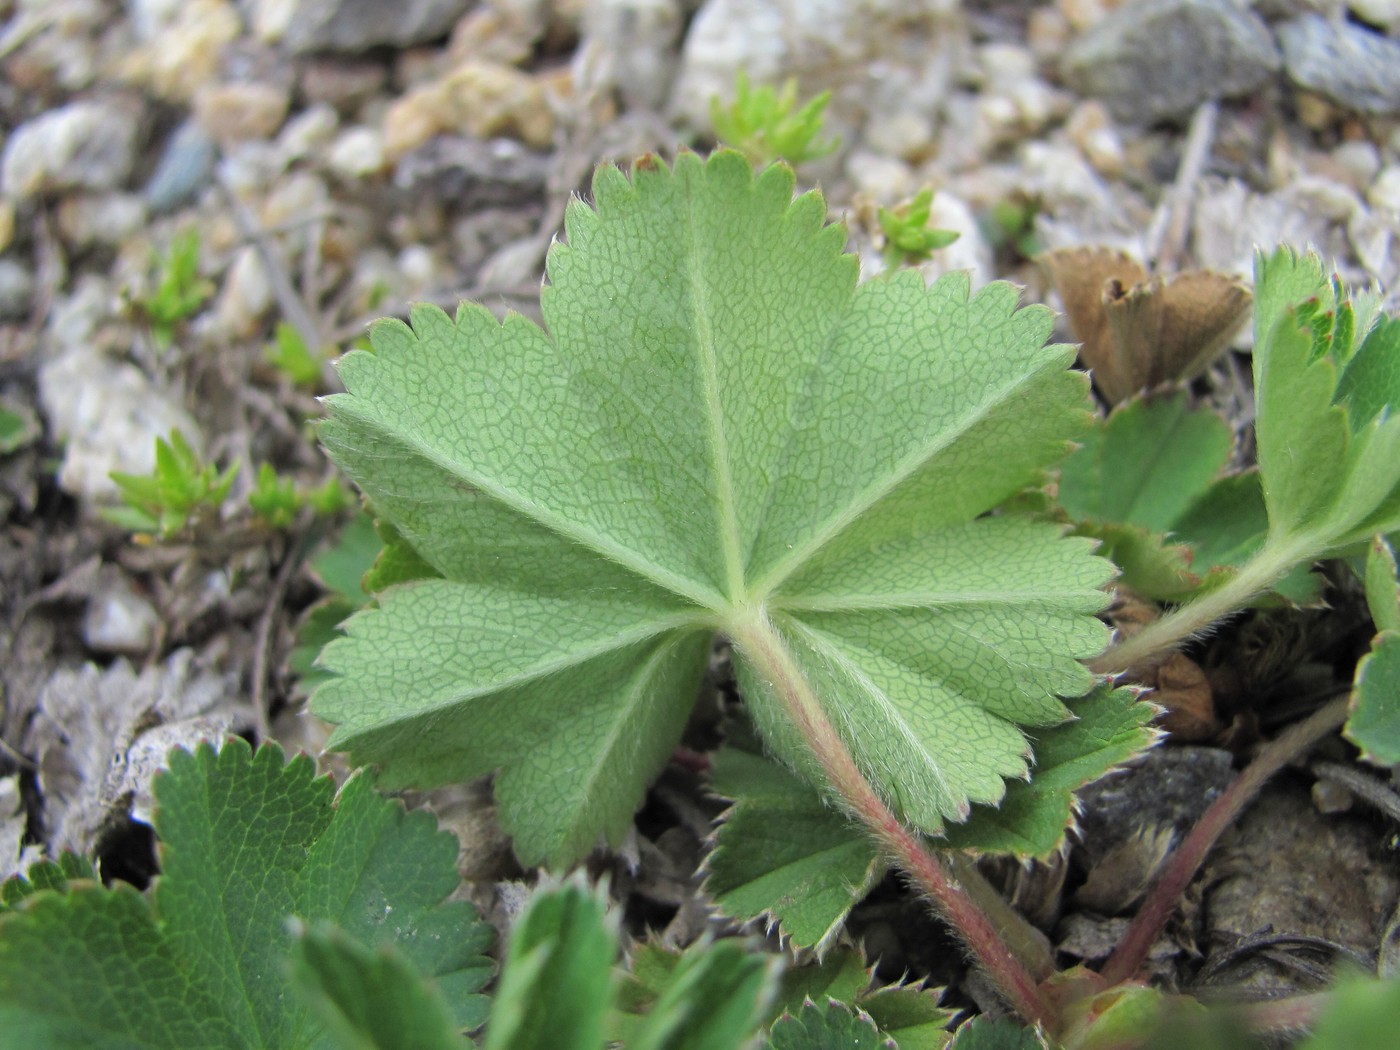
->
[333, 610, 709, 736]
[683, 177, 747, 603]
[751, 355, 1064, 599]
[333, 402, 727, 609]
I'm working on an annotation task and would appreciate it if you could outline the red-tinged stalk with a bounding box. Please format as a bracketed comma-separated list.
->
[1100, 696, 1349, 986]
[729, 608, 1055, 1029]
[1234, 990, 1332, 1036]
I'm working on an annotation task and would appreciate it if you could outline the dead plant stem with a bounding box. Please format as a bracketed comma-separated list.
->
[1100, 695, 1349, 985]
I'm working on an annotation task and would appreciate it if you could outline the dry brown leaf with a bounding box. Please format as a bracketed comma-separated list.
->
[1041, 246, 1251, 404]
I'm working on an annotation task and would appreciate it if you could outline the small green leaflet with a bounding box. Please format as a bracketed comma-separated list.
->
[1057, 392, 1319, 603]
[1348, 536, 1400, 764]
[489, 878, 776, 1050]
[946, 1017, 1047, 1050]
[315, 150, 1112, 868]
[607, 940, 778, 1050]
[706, 685, 1155, 946]
[770, 948, 953, 1050]
[0, 741, 493, 1050]
[767, 1000, 894, 1050]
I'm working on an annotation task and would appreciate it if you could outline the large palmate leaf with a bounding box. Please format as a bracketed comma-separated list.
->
[315, 150, 1112, 867]
[0, 741, 492, 1050]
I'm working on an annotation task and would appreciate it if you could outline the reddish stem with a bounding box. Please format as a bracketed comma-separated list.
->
[1100, 697, 1349, 986]
[1235, 990, 1331, 1035]
[730, 611, 1055, 1028]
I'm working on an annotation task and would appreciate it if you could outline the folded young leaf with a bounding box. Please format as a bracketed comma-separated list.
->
[316, 150, 1112, 868]
[0, 740, 493, 1050]
[1253, 249, 1400, 552]
[288, 922, 469, 1050]
[483, 878, 616, 1050]
[608, 939, 777, 1050]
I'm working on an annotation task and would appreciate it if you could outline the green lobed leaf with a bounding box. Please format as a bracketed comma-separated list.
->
[946, 1017, 1047, 1050]
[1252, 248, 1400, 552]
[766, 999, 894, 1050]
[315, 150, 1112, 868]
[0, 740, 493, 1050]
[1348, 632, 1400, 766]
[1058, 391, 1232, 533]
[940, 684, 1158, 856]
[1365, 535, 1400, 634]
[288, 922, 469, 1050]
[483, 878, 616, 1050]
[1298, 975, 1400, 1050]
[706, 746, 886, 951]
[0, 400, 39, 455]
[771, 950, 952, 1050]
[0, 853, 96, 911]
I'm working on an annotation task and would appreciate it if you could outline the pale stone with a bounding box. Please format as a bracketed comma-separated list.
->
[383, 60, 559, 158]
[39, 280, 203, 502]
[845, 150, 914, 200]
[120, 0, 241, 102]
[1067, 100, 1126, 178]
[1, 99, 141, 198]
[215, 246, 274, 338]
[1368, 164, 1400, 214]
[1349, 0, 1400, 28]
[327, 126, 387, 178]
[577, 0, 684, 110]
[82, 577, 159, 656]
[674, 0, 958, 129]
[56, 193, 149, 250]
[863, 110, 936, 163]
[1333, 139, 1382, 189]
[276, 104, 340, 162]
[194, 82, 292, 144]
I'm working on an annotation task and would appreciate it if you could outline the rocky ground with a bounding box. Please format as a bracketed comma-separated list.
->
[4, 0, 1400, 1020]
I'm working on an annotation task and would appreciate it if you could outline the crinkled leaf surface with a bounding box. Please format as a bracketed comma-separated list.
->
[0, 740, 492, 1050]
[705, 745, 886, 951]
[315, 150, 1110, 868]
[1058, 391, 1232, 533]
[707, 685, 1154, 945]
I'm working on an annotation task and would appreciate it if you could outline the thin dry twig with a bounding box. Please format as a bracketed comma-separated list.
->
[1144, 100, 1218, 272]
